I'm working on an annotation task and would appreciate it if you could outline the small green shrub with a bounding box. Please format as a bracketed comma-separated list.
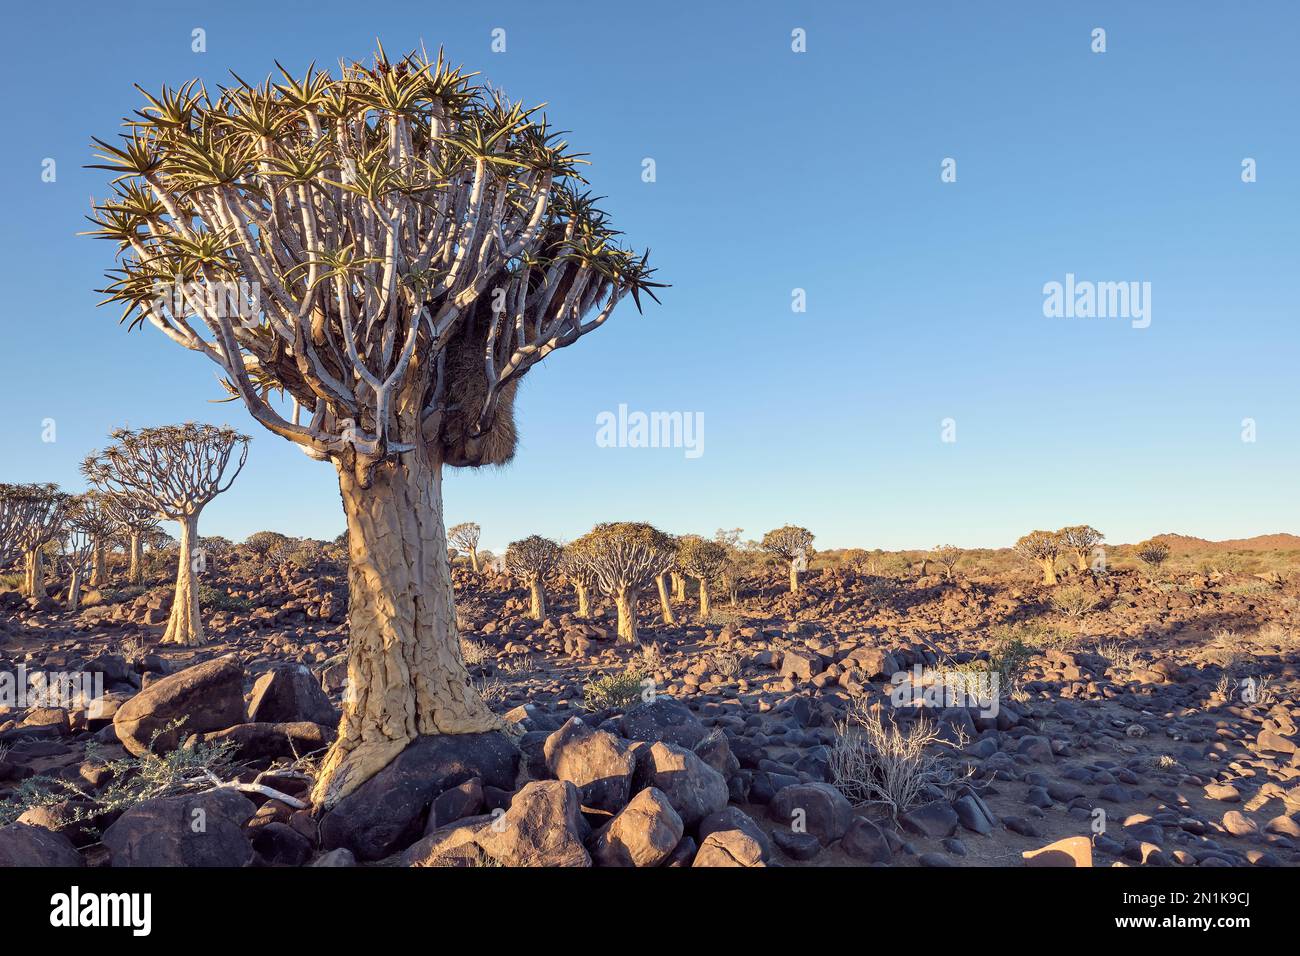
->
[583, 670, 647, 712]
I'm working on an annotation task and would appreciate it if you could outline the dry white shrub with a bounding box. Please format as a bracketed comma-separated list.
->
[829, 698, 972, 818]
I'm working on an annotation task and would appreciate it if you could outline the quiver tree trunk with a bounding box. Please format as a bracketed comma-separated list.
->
[67, 567, 85, 613]
[1039, 559, 1058, 586]
[574, 582, 590, 618]
[312, 447, 504, 810]
[528, 578, 546, 621]
[615, 587, 639, 643]
[24, 549, 45, 599]
[671, 571, 685, 602]
[655, 573, 675, 625]
[789, 561, 800, 594]
[91, 541, 107, 587]
[1073, 551, 1089, 572]
[697, 576, 711, 620]
[127, 532, 143, 585]
[468, 547, 480, 574]
[162, 515, 204, 646]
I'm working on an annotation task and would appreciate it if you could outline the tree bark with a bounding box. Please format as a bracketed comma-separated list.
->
[698, 576, 711, 620]
[655, 573, 675, 624]
[161, 514, 204, 646]
[1073, 552, 1089, 572]
[91, 541, 107, 588]
[789, 561, 800, 594]
[615, 587, 639, 643]
[311, 446, 504, 810]
[575, 582, 590, 618]
[671, 571, 685, 602]
[24, 549, 45, 599]
[128, 532, 143, 585]
[67, 568, 84, 613]
[468, 547, 480, 574]
[1039, 559, 1058, 586]
[528, 578, 546, 621]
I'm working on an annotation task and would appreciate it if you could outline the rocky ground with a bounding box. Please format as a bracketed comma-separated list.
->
[1, 556, 1298, 868]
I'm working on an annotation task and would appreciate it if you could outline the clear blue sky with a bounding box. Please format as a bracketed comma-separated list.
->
[1, 1, 1296, 553]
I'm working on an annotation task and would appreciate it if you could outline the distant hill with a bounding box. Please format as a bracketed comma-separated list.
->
[1140, 533, 1300, 553]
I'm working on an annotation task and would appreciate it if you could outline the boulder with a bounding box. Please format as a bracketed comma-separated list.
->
[477, 781, 591, 867]
[590, 786, 684, 867]
[693, 829, 766, 867]
[112, 656, 246, 757]
[1023, 836, 1093, 867]
[319, 731, 518, 861]
[768, 783, 853, 846]
[102, 789, 256, 866]
[247, 663, 338, 726]
[620, 698, 707, 749]
[543, 717, 637, 813]
[0, 823, 83, 867]
[632, 741, 729, 829]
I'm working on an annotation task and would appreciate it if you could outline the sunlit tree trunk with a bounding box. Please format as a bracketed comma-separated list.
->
[528, 578, 546, 621]
[655, 573, 675, 624]
[789, 561, 800, 594]
[1039, 559, 1058, 586]
[67, 567, 85, 613]
[615, 587, 639, 643]
[91, 541, 107, 587]
[468, 547, 480, 574]
[575, 582, 590, 618]
[161, 515, 204, 646]
[698, 577, 711, 620]
[128, 532, 143, 585]
[312, 446, 503, 810]
[24, 549, 45, 599]
[671, 571, 685, 602]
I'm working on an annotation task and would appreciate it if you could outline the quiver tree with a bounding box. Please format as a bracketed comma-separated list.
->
[63, 497, 102, 612]
[655, 534, 679, 625]
[504, 534, 561, 620]
[0, 483, 71, 598]
[677, 535, 727, 620]
[1014, 530, 1063, 585]
[448, 522, 482, 573]
[572, 522, 675, 643]
[1135, 539, 1170, 580]
[931, 544, 962, 581]
[82, 424, 249, 646]
[65, 491, 118, 588]
[86, 46, 663, 809]
[98, 492, 160, 585]
[762, 525, 815, 593]
[1058, 525, 1104, 572]
[561, 540, 599, 617]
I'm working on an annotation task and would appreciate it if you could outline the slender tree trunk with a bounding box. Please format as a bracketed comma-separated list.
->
[655, 573, 675, 624]
[615, 587, 639, 643]
[528, 578, 546, 621]
[469, 547, 480, 574]
[1074, 552, 1089, 572]
[24, 549, 45, 599]
[698, 577, 711, 620]
[162, 515, 204, 646]
[575, 582, 590, 618]
[67, 568, 84, 613]
[128, 532, 143, 585]
[1039, 559, 1057, 586]
[91, 541, 107, 587]
[789, 561, 800, 594]
[312, 447, 503, 810]
[671, 571, 685, 603]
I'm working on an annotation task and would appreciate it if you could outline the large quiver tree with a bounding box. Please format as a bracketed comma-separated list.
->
[98, 493, 161, 585]
[505, 534, 561, 621]
[573, 522, 675, 643]
[82, 424, 248, 646]
[86, 46, 662, 808]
